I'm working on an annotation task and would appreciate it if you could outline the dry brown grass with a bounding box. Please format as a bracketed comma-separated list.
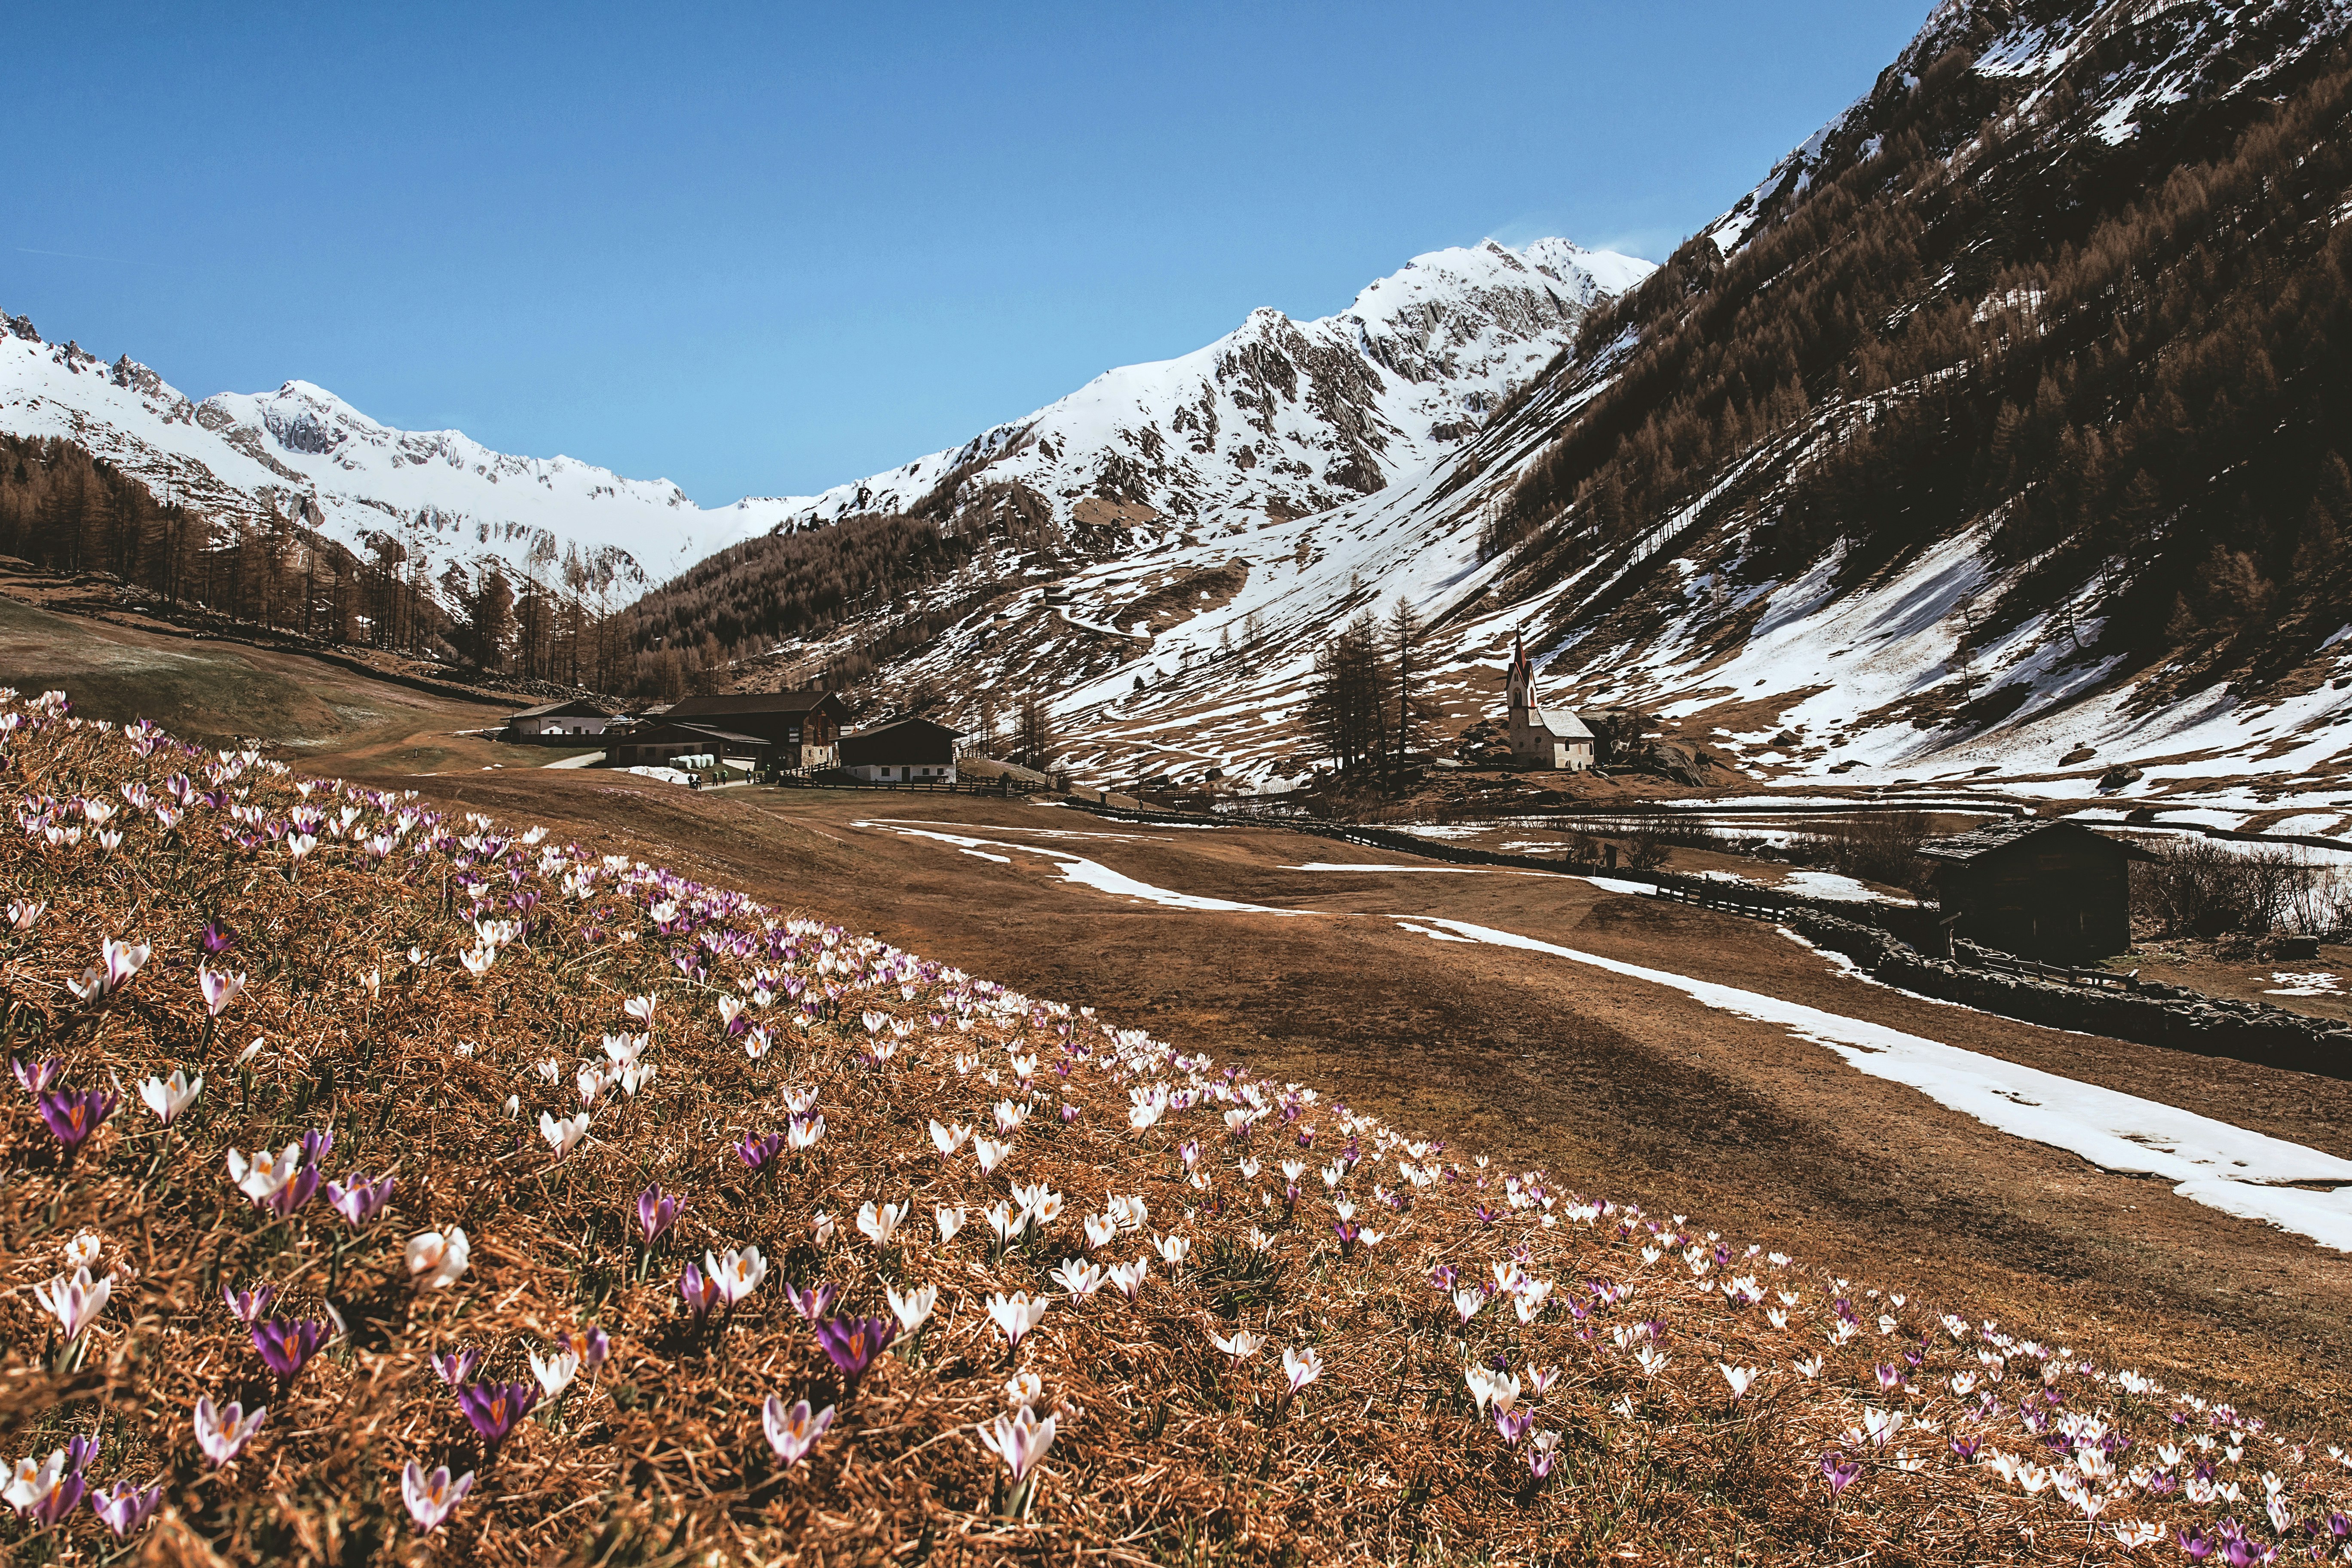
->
[2, 692, 2349, 1565]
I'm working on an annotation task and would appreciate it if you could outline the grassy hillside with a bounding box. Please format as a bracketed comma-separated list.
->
[1, 689, 2345, 1564]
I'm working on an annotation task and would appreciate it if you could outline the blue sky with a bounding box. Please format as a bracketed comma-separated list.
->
[7, 2, 1929, 505]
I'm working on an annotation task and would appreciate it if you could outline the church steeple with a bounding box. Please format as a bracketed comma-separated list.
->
[1508, 631, 1536, 721]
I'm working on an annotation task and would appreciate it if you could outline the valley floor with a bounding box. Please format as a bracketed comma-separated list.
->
[14, 604, 2352, 1425]
[309, 744, 2352, 1428]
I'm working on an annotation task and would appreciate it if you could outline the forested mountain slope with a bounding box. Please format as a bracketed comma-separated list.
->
[713, 0, 2352, 839]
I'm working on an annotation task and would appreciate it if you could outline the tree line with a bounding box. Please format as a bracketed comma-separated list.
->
[0, 432, 639, 691]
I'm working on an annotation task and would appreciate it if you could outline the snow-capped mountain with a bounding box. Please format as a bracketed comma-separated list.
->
[0, 315, 792, 600]
[705, 0, 2352, 844]
[739, 238, 1652, 542]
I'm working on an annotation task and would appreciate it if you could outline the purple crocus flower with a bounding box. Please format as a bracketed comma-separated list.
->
[266, 1163, 322, 1217]
[2178, 1529, 2216, 1561]
[815, 1314, 898, 1384]
[67, 1434, 99, 1472]
[1495, 1406, 1533, 1446]
[24, 1461, 86, 1525]
[199, 919, 237, 955]
[1821, 1452, 1860, 1494]
[679, 1262, 723, 1320]
[1527, 1445, 1556, 1480]
[253, 1318, 328, 1382]
[38, 1088, 116, 1150]
[432, 1348, 482, 1386]
[299, 1127, 334, 1165]
[224, 1283, 275, 1324]
[636, 1184, 683, 1243]
[12, 1056, 63, 1094]
[325, 1172, 396, 1225]
[783, 1279, 841, 1321]
[736, 1131, 787, 1173]
[456, 1379, 539, 1451]
[89, 1479, 164, 1539]
[1949, 1436, 1981, 1461]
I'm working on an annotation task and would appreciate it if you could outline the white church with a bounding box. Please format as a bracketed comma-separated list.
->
[1507, 634, 1594, 771]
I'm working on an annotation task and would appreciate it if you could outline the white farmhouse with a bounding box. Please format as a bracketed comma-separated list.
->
[1507, 634, 1593, 771]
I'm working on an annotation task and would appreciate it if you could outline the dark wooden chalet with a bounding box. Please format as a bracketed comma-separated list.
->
[1917, 818, 2158, 962]
[659, 691, 846, 769]
[839, 716, 962, 783]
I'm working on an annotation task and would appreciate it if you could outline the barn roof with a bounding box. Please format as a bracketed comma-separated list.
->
[665, 691, 844, 720]
[507, 696, 616, 720]
[844, 715, 963, 742]
[1917, 817, 2159, 864]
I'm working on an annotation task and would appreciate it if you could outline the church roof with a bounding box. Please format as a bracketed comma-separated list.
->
[1530, 704, 1594, 741]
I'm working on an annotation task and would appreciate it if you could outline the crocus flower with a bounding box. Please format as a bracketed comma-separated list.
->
[978, 1403, 1058, 1482]
[1822, 1451, 1861, 1494]
[539, 1109, 591, 1160]
[432, 1348, 482, 1386]
[400, 1462, 475, 1534]
[224, 1283, 274, 1324]
[1207, 1327, 1265, 1364]
[784, 1280, 841, 1320]
[1282, 1345, 1323, 1396]
[198, 919, 236, 956]
[884, 1282, 936, 1336]
[735, 1130, 786, 1172]
[89, 1479, 163, 1538]
[986, 1291, 1049, 1351]
[193, 1396, 267, 1465]
[527, 1346, 581, 1400]
[6, 1450, 85, 1525]
[37, 1088, 116, 1151]
[456, 1380, 539, 1451]
[855, 1199, 907, 1246]
[199, 966, 247, 1016]
[327, 1172, 396, 1225]
[227, 1142, 302, 1204]
[555, 1326, 610, 1369]
[138, 1069, 202, 1124]
[762, 1396, 836, 1468]
[406, 1227, 471, 1289]
[706, 1246, 766, 1305]
[11, 1056, 62, 1094]
[635, 1184, 683, 1243]
[679, 1262, 723, 1320]
[252, 1318, 328, 1382]
[815, 1315, 898, 1384]
[33, 1267, 111, 1341]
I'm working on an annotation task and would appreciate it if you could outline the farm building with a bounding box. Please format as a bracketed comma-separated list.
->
[658, 691, 846, 770]
[840, 716, 962, 783]
[505, 697, 619, 743]
[606, 722, 771, 772]
[1506, 635, 1593, 771]
[1917, 818, 2158, 962]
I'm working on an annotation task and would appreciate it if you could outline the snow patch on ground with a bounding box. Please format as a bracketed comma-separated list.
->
[1415, 917, 2352, 1253]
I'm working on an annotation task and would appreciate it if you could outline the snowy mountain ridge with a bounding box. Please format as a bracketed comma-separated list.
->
[0, 315, 803, 603]
[736, 238, 1653, 542]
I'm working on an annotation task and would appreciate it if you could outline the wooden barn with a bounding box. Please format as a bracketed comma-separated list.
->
[658, 691, 847, 770]
[839, 716, 962, 783]
[505, 697, 618, 743]
[1917, 818, 2158, 962]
